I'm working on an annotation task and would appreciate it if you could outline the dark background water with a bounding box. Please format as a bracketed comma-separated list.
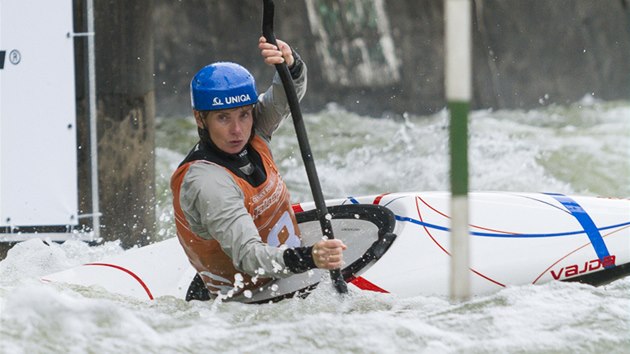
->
[152, 0, 630, 117]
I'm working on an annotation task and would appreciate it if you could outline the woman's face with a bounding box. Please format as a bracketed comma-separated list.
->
[195, 105, 254, 154]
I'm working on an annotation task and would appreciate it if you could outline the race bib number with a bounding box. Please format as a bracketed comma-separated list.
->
[267, 211, 300, 248]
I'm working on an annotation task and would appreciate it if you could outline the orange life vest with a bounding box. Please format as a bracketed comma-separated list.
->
[171, 135, 301, 296]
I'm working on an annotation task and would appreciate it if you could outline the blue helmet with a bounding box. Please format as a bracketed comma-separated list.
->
[190, 62, 258, 111]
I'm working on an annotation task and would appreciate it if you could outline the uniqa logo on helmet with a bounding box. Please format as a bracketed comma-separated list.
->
[191, 62, 258, 111]
[212, 94, 252, 107]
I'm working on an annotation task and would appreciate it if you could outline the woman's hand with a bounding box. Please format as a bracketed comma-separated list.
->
[312, 239, 347, 270]
[259, 36, 294, 67]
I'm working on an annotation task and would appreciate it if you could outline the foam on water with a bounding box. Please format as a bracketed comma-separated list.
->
[2, 100, 629, 353]
[271, 99, 630, 202]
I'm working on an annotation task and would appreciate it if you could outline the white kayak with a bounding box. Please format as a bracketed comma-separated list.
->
[41, 191, 630, 303]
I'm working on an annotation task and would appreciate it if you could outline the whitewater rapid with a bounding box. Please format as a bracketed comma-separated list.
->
[1, 98, 629, 353]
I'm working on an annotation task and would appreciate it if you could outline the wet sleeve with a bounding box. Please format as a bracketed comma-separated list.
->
[180, 163, 294, 278]
[254, 50, 308, 141]
[283, 245, 317, 273]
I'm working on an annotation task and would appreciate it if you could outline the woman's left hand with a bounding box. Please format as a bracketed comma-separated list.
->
[258, 36, 294, 67]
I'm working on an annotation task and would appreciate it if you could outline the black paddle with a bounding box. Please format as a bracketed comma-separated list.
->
[261, 0, 348, 294]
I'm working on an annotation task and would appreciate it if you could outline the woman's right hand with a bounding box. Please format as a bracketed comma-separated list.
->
[312, 239, 347, 269]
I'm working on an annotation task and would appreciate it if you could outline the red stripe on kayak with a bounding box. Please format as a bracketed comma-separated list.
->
[417, 196, 519, 235]
[351, 276, 389, 293]
[85, 263, 154, 300]
[292, 204, 304, 213]
[372, 193, 391, 205]
[414, 196, 506, 288]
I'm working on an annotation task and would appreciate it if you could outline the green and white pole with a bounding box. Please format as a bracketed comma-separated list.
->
[445, 0, 471, 301]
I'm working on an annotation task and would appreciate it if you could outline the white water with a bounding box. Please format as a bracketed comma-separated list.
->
[2, 98, 629, 353]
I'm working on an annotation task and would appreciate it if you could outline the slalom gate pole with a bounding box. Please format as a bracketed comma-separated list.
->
[86, 0, 101, 240]
[261, 0, 348, 294]
[445, 0, 472, 301]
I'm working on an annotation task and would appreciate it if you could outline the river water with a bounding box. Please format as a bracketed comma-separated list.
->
[1, 98, 629, 353]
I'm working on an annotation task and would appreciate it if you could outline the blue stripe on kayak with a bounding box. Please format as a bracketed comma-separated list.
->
[348, 197, 360, 204]
[395, 215, 630, 239]
[545, 193, 612, 266]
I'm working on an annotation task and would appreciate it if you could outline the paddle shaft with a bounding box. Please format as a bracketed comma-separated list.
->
[261, 0, 347, 294]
